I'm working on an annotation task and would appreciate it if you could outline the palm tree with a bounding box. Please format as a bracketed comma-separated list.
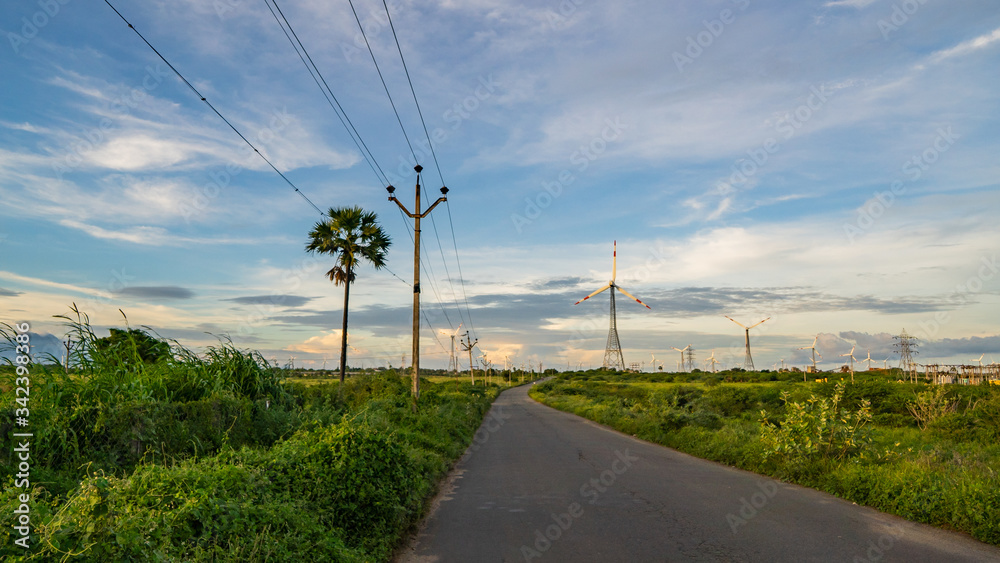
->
[306, 206, 391, 383]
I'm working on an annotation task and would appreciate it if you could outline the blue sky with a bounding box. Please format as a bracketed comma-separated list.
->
[2, 0, 999, 372]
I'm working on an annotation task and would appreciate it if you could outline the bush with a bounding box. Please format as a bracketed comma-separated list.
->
[759, 382, 873, 468]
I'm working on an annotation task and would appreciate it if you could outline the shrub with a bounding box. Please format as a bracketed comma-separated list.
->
[759, 382, 873, 467]
[907, 386, 957, 430]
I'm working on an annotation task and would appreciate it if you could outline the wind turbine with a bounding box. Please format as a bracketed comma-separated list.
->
[439, 323, 463, 374]
[972, 353, 985, 376]
[706, 351, 719, 373]
[861, 349, 875, 371]
[797, 335, 822, 373]
[650, 353, 663, 372]
[574, 241, 651, 371]
[840, 346, 857, 382]
[725, 316, 770, 370]
[883, 356, 891, 370]
[671, 345, 690, 373]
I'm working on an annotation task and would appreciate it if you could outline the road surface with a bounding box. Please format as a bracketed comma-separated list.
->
[396, 382, 1000, 562]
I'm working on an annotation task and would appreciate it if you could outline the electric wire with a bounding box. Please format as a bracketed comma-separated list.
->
[378, 1, 477, 340]
[102, 0, 324, 216]
[446, 201, 477, 339]
[347, 0, 418, 164]
[265, 0, 389, 187]
[394, 203, 455, 332]
[381, 0, 445, 188]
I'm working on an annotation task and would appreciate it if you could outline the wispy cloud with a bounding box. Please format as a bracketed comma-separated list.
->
[118, 286, 196, 300]
[928, 26, 1000, 64]
[823, 0, 877, 8]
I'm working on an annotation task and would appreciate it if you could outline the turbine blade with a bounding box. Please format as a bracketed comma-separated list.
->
[749, 317, 771, 329]
[725, 316, 747, 329]
[612, 240, 617, 282]
[574, 284, 611, 305]
[616, 285, 651, 309]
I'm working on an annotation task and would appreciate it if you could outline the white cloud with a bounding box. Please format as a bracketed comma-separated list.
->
[823, 0, 878, 8]
[928, 27, 1000, 64]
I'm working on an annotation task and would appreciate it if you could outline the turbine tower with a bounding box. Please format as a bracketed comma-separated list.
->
[706, 350, 719, 373]
[650, 353, 663, 372]
[671, 345, 690, 373]
[797, 335, 822, 373]
[862, 349, 875, 371]
[574, 241, 651, 371]
[840, 345, 857, 382]
[439, 323, 463, 374]
[725, 316, 770, 370]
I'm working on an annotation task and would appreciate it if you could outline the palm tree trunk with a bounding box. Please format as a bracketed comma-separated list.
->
[340, 273, 351, 384]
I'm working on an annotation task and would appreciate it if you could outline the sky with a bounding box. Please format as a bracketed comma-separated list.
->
[2, 0, 999, 372]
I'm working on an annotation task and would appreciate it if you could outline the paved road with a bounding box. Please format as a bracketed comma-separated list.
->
[397, 382, 1000, 562]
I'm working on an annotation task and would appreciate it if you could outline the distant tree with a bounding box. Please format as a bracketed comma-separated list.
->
[306, 206, 391, 384]
[93, 328, 170, 366]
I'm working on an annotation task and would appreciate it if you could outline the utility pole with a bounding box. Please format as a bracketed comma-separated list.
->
[387, 165, 448, 406]
[461, 331, 478, 385]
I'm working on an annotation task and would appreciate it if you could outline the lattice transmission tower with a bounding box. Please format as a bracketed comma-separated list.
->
[893, 329, 919, 382]
[603, 289, 625, 371]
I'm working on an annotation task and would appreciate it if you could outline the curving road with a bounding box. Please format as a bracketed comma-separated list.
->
[396, 382, 1000, 562]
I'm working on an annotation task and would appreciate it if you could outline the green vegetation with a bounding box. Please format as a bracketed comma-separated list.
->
[530, 370, 1000, 546]
[1, 312, 500, 561]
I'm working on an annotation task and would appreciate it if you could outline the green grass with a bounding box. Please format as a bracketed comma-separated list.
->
[0, 312, 504, 561]
[530, 371, 1000, 546]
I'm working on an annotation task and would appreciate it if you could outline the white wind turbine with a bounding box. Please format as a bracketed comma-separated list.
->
[862, 349, 876, 371]
[725, 316, 770, 370]
[650, 353, 663, 372]
[797, 335, 822, 373]
[840, 345, 857, 382]
[574, 241, 651, 371]
[439, 323, 463, 374]
[706, 351, 719, 373]
[972, 353, 985, 376]
[671, 345, 691, 373]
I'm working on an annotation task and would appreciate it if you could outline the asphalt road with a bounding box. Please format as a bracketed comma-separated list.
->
[396, 382, 1000, 563]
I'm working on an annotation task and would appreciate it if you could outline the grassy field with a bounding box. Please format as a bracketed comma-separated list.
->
[0, 316, 510, 561]
[530, 370, 1000, 546]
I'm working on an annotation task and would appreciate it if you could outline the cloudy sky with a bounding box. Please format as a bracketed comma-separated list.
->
[2, 0, 999, 372]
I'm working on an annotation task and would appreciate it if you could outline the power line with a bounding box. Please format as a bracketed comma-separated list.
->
[265, 0, 389, 187]
[381, 0, 445, 187]
[377, 2, 476, 340]
[347, 0, 418, 165]
[446, 201, 477, 339]
[102, 0, 324, 216]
